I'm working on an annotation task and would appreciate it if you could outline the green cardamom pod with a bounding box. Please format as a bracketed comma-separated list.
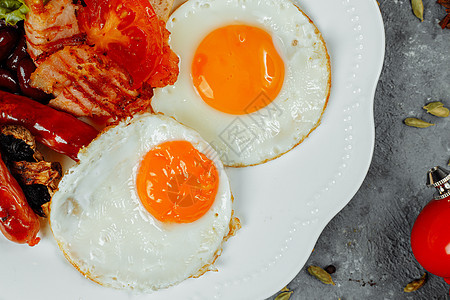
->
[404, 273, 427, 292]
[423, 101, 443, 110]
[307, 265, 335, 285]
[275, 291, 293, 300]
[423, 102, 449, 117]
[429, 107, 449, 117]
[411, 0, 424, 21]
[404, 118, 434, 128]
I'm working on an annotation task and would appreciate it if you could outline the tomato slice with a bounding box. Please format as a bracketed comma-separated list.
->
[78, 0, 164, 89]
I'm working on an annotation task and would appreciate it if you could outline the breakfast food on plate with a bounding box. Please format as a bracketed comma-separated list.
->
[0, 151, 40, 246]
[30, 45, 154, 119]
[152, 0, 331, 167]
[0, 123, 64, 246]
[149, 0, 175, 22]
[0, 125, 62, 217]
[0, 0, 330, 293]
[24, 0, 85, 62]
[0, 90, 99, 161]
[50, 113, 238, 291]
[76, 0, 179, 89]
[0, 89, 99, 246]
[24, 0, 179, 122]
[0, 0, 181, 249]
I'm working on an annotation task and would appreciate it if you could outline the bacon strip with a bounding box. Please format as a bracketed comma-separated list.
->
[30, 45, 153, 121]
[24, 0, 85, 63]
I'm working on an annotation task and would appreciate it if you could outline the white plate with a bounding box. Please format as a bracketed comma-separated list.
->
[0, 0, 384, 299]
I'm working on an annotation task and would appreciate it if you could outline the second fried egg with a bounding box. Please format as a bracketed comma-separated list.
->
[152, 0, 331, 167]
[49, 114, 233, 291]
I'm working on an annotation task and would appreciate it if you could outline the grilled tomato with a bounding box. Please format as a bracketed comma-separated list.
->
[78, 0, 164, 89]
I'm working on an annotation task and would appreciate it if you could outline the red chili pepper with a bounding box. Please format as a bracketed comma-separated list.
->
[0, 152, 40, 246]
[0, 90, 98, 161]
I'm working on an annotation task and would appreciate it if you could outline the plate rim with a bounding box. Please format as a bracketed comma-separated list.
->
[0, 0, 386, 299]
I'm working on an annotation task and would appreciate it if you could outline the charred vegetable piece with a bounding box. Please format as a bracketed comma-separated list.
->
[11, 161, 62, 189]
[0, 125, 62, 217]
[0, 125, 38, 163]
[20, 184, 51, 217]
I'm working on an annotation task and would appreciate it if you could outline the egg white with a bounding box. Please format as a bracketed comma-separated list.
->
[152, 0, 331, 167]
[49, 113, 232, 291]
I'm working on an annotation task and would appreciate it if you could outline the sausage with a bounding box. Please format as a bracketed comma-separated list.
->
[0, 90, 99, 161]
[0, 152, 40, 246]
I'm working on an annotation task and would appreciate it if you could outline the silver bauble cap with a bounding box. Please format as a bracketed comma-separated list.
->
[427, 166, 450, 200]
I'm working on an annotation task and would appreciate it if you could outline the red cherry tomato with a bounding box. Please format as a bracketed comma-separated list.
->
[78, 0, 163, 89]
[411, 196, 450, 282]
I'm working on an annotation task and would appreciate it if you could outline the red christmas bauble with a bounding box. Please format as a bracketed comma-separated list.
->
[411, 195, 450, 283]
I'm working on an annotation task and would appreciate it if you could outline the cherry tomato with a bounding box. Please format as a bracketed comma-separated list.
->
[78, 0, 164, 89]
[411, 196, 450, 283]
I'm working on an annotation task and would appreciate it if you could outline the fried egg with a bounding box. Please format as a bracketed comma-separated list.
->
[152, 0, 331, 167]
[49, 113, 233, 291]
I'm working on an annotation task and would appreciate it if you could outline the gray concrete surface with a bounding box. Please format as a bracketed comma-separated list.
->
[267, 1, 450, 299]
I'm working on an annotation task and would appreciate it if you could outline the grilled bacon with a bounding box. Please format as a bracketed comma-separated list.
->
[24, 0, 85, 63]
[24, 0, 177, 121]
[30, 45, 153, 121]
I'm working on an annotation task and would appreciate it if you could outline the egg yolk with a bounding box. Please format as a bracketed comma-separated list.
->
[192, 25, 285, 115]
[136, 141, 219, 223]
